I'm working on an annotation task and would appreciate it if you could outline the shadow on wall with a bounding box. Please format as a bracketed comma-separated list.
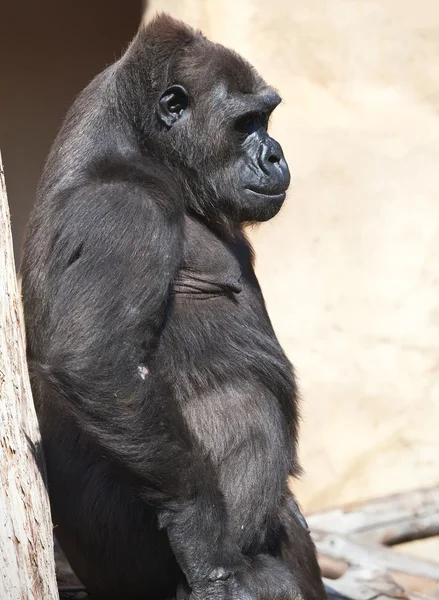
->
[0, 0, 142, 264]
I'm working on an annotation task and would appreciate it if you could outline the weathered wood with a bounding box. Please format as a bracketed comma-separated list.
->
[308, 487, 439, 600]
[324, 567, 415, 600]
[308, 486, 439, 545]
[314, 532, 439, 580]
[0, 153, 58, 599]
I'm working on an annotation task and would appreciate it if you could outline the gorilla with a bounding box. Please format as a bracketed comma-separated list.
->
[20, 14, 327, 600]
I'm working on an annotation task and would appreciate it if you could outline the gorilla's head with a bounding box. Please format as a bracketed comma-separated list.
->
[120, 14, 291, 224]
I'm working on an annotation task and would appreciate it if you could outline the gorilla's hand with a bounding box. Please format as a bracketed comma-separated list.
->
[188, 555, 303, 600]
[188, 577, 252, 600]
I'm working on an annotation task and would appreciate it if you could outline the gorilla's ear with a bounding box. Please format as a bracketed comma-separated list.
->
[157, 85, 189, 128]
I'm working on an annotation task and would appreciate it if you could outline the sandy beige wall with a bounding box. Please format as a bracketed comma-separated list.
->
[148, 0, 439, 511]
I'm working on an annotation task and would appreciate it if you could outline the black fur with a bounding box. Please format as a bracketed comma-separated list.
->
[20, 14, 326, 600]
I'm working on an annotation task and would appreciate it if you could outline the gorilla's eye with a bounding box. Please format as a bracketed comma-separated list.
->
[235, 112, 269, 137]
[157, 85, 189, 129]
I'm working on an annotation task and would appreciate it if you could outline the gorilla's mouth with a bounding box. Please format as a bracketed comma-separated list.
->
[245, 188, 286, 201]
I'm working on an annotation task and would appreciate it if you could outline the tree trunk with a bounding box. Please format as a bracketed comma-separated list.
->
[0, 154, 58, 599]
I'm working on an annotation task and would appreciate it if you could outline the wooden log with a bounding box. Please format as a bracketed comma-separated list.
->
[308, 487, 439, 599]
[0, 153, 58, 599]
[308, 486, 439, 545]
[314, 531, 439, 579]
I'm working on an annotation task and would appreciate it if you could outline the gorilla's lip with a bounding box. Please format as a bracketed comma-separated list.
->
[245, 188, 286, 201]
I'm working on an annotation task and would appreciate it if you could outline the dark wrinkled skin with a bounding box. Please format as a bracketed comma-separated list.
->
[20, 13, 326, 600]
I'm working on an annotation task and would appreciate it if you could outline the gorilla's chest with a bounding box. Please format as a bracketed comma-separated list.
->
[173, 216, 246, 301]
[162, 218, 294, 479]
[163, 216, 291, 386]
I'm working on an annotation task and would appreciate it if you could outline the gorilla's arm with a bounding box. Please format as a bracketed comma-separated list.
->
[28, 180, 242, 586]
[30, 181, 186, 486]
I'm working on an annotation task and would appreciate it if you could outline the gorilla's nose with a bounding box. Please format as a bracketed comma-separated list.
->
[258, 138, 290, 188]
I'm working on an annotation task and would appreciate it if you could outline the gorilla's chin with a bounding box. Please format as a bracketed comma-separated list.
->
[239, 189, 286, 222]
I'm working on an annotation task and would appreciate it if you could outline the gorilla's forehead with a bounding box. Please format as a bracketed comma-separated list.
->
[177, 35, 282, 114]
[182, 39, 265, 93]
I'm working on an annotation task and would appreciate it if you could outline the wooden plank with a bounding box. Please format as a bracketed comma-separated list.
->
[314, 532, 439, 580]
[308, 487, 439, 545]
[308, 488, 439, 599]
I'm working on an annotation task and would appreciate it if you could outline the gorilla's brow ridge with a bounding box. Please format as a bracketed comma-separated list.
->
[227, 89, 282, 119]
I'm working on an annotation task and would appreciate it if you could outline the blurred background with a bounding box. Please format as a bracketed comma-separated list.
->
[1, 0, 438, 558]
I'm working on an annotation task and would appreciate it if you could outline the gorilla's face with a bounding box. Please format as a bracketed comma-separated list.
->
[155, 58, 290, 224]
[228, 93, 291, 222]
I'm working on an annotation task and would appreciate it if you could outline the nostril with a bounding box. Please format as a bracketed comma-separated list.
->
[258, 141, 283, 173]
